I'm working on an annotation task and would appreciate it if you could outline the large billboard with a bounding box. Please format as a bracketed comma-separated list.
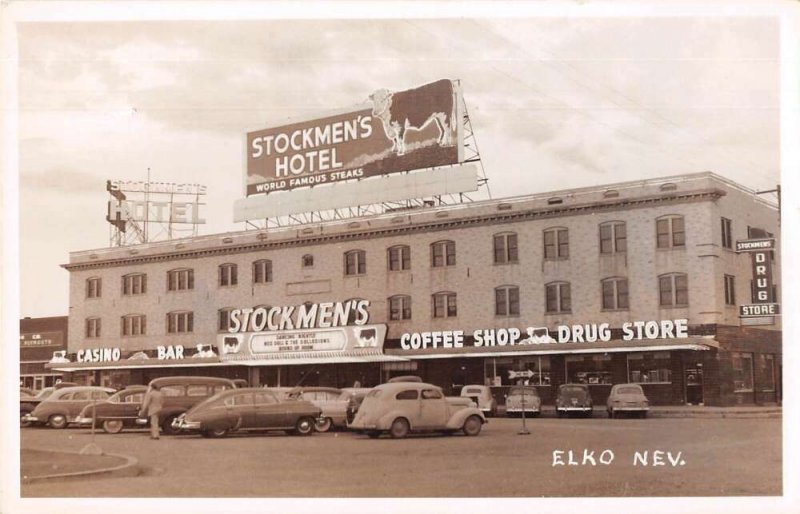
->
[245, 79, 463, 196]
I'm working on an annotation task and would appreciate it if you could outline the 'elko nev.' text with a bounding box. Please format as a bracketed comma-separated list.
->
[400, 319, 689, 350]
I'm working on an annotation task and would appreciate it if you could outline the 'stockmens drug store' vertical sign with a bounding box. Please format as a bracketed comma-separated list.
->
[736, 238, 780, 319]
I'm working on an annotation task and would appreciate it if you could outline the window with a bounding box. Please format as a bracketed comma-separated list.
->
[721, 217, 733, 249]
[344, 250, 366, 276]
[566, 355, 613, 385]
[253, 259, 273, 284]
[431, 240, 456, 267]
[659, 273, 689, 307]
[219, 263, 237, 286]
[493, 233, 519, 264]
[421, 389, 443, 400]
[484, 356, 551, 386]
[122, 273, 147, 295]
[302, 254, 314, 268]
[85, 317, 101, 338]
[432, 292, 457, 318]
[387, 245, 411, 271]
[86, 277, 101, 298]
[543, 228, 569, 259]
[254, 392, 277, 405]
[396, 390, 419, 400]
[731, 352, 754, 392]
[186, 385, 209, 397]
[724, 275, 736, 306]
[599, 221, 627, 254]
[389, 295, 412, 321]
[656, 215, 685, 248]
[218, 308, 234, 332]
[121, 314, 146, 336]
[628, 352, 672, 383]
[167, 269, 194, 291]
[545, 282, 571, 313]
[495, 286, 520, 316]
[601, 277, 629, 310]
[759, 354, 776, 392]
[167, 311, 194, 334]
[161, 386, 184, 397]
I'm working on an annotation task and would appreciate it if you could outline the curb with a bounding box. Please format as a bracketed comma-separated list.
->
[498, 407, 781, 419]
[21, 451, 139, 484]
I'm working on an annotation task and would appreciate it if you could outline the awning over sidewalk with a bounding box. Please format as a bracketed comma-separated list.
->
[384, 337, 718, 360]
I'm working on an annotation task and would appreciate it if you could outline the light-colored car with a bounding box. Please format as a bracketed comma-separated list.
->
[460, 385, 498, 417]
[285, 387, 343, 432]
[350, 382, 486, 439]
[504, 386, 541, 417]
[23, 386, 115, 428]
[555, 384, 593, 418]
[606, 384, 650, 418]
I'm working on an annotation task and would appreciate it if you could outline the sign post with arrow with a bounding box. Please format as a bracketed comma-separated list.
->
[508, 369, 535, 435]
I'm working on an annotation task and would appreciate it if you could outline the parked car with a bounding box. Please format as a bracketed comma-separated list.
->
[460, 385, 498, 417]
[349, 382, 486, 439]
[504, 386, 541, 417]
[606, 384, 650, 418]
[171, 388, 321, 438]
[20, 387, 37, 397]
[76, 385, 149, 433]
[318, 387, 374, 429]
[386, 375, 423, 383]
[23, 386, 115, 428]
[285, 387, 343, 432]
[555, 384, 593, 418]
[135, 376, 237, 435]
[20, 387, 56, 427]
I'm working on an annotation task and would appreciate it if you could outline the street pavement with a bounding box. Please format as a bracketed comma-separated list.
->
[20, 416, 781, 497]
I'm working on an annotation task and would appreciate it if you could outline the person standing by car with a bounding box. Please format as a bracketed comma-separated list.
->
[139, 383, 164, 439]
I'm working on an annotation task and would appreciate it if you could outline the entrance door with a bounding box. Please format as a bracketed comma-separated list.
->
[685, 367, 704, 405]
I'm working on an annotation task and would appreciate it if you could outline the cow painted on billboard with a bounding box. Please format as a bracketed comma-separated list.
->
[370, 79, 455, 156]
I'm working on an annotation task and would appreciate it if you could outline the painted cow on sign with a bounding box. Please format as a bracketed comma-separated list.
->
[370, 79, 455, 156]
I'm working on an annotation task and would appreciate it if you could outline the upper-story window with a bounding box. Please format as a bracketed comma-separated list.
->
[659, 273, 689, 307]
[432, 291, 457, 318]
[302, 254, 314, 268]
[121, 314, 146, 336]
[495, 285, 520, 316]
[721, 217, 733, 249]
[388, 295, 412, 321]
[387, 245, 411, 271]
[599, 221, 627, 254]
[219, 263, 238, 287]
[253, 259, 273, 284]
[724, 274, 736, 306]
[167, 311, 194, 334]
[85, 317, 101, 338]
[122, 273, 147, 296]
[218, 308, 234, 332]
[545, 281, 571, 314]
[86, 277, 101, 299]
[493, 233, 519, 264]
[344, 250, 367, 276]
[601, 277, 629, 310]
[543, 228, 569, 259]
[656, 215, 685, 249]
[167, 269, 194, 291]
[431, 240, 456, 267]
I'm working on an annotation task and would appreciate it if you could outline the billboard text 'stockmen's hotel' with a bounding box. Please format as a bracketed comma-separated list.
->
[46, 79, 781, 407]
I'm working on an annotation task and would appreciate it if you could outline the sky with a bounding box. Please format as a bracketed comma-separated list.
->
[14, 14, 781, 318]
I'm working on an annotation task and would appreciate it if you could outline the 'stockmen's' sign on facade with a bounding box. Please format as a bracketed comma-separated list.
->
[245, 79, 463, 196]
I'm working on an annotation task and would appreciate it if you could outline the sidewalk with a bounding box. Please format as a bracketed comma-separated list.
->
[499, 404, 781, 419]
[21, 448, 139, 484]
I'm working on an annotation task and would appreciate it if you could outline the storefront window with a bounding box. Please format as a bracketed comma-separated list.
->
[565, 355, 613, 385]
[484, 357, 551, 386]
[731, 352, 754, 392]
[627, 352, 672, 383]
[759, 354, 776, 392]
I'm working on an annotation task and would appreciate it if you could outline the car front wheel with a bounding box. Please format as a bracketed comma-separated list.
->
[462, 415, 483, 436]
[314, 417, 332, 433]
[161, 414, 180, 435]
[207, 427, 229, 438]
[389, 418, 410, 439]
[102, 420, 124, 434]
[48, 414, 68, 429]
[294, 417, 315, 436]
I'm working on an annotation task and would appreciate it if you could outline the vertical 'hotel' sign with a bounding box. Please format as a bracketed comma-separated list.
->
[736, 238, 779, 317]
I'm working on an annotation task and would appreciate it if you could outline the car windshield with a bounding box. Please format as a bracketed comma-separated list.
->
[366, 389, 383, 399]
[509, 387, 538, 396]
[617, 386, 643, 395]
[36, 388, 54, 399]
[560, 385, 588, 394]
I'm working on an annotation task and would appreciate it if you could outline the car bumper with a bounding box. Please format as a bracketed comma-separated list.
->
[21, 414, 39, 423]
[76, 416, 93, 426]
[171, 418, 200, 431]
[557, 406, 592, 412]
[506, 407, 540, 413]
[610, 406, 649, 411]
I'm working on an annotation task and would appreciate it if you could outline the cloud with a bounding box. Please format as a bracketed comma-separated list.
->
[20, 166, 105, 195]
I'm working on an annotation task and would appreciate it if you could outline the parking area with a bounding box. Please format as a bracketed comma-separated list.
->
[21, 416, 781, 497]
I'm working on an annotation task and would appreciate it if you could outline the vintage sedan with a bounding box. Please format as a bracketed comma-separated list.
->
[504, 386, 542, 417]
[20, 387, 57, 427]
[555, 384, 593, 418]
[76, 385, 148, 433]
[171, 388, 321, 438]
[285, 387, 343, 432]
[23, 386, 115, 428]
[606, 384, 650, 418]
[349, 382, 486, 439]
[460, 385, 498, 417]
